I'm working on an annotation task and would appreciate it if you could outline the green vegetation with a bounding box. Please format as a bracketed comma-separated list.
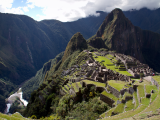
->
[93, 54, 132, 76]
[56, 95, 110, 120]
[137, 85, 145, 98]
[133, 92, 139, 109]
[145, 85, 157, 94]
[83, 80, 106, 87]
[101, 91, 118, 101]
[112, 103, 125, 115]
[152, 75, 160, 84]
[125, 100, 134, 111]
[108, 80, 125, 91]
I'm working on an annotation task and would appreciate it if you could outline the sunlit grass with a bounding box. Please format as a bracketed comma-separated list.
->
[108, 80, 125, 91]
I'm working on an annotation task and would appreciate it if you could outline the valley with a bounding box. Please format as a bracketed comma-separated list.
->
[1, 7, 160, 120]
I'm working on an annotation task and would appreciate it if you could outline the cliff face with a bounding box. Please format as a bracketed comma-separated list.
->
[95, 8, 160, 71]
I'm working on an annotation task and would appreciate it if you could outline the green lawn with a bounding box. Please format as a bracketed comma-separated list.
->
[101, 90, 118, 101]
[125, 100, 134, 111]
[83, 80, 106, 87]
[108, 80, 125, 91]
[93, 54, 132, 76]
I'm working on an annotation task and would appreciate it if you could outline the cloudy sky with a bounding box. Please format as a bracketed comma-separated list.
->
[0, 0, 160, 22]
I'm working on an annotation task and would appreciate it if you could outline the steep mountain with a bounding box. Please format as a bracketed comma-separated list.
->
[0, 12, 106, 112]
[23, 29, 160, 119]
[1, 7, 160, 113]
[21, 52, 64, 101]
[93, 8, 160, 72]
[23, 32, 88, 118]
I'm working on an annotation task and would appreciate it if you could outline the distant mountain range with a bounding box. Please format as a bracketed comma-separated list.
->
[0, 7, 160, 112]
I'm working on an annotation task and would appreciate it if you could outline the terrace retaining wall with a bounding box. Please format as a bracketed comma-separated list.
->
[151, 77, 159, 89]
[108, 85, 120, 98]
[100, 94, 115, 107]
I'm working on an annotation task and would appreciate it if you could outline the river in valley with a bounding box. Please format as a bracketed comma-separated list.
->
[4, 88, 28, 114]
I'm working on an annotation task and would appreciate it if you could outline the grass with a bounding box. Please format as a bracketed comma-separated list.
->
[141, 97, 150, 106]
[125, 100, 134, 111]
[0, 112, 29, 120]
[133, 92, 139, 109]
[72, 83, 79, 92]
[82, 80, 106, 87]
[102, 105, 147, 120]
[93, 54, 132, 76]
[62, 87, 68, 93]
[150, 90, 158, 103]
[145, 85, 157, 94]
[108, 80, 125, 91]
[103, 107, 115, 117]
[64, 85, 69, 90]
[137, 85, 145, 98]
[112, 103, 125, 115]
[152, 75, 160, 85]
[77, 82, 82, 88]
[101, 90, 118, 101]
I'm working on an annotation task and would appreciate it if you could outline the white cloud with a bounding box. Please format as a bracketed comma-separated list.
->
[26, 0, 160, 22]
[0, 0, 24, 14]
[0, 0, 160, 21]
[23, 6, 29, 12]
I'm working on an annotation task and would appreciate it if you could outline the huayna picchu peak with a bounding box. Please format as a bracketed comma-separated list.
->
[1, 8, 160, 120]
[94, 8, 160, 72]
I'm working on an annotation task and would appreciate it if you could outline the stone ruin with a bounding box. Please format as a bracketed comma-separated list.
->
[114, 53, 154, 78]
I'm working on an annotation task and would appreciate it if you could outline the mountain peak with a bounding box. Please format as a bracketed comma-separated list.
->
[62, 32, 87, 61]
[96, 8, 134, 49]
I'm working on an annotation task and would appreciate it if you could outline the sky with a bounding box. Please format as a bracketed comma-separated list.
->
[0, 0, 160, 22]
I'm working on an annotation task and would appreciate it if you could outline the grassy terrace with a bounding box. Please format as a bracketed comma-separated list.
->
[101, 77, 160, 120]
[133, 92, 139, 109]
[102, 104, 147, 120]
[125, 100, 134, 111]
[62, 87, 68, 93]
[101, 90, 118, 102]
[112, 103, 125, 114]
[77, 82, 82, 88]
[72, 83, 79, 92]
[82, 80, 106, 87]
[137, 85, 145, 98]
[103, 107, 115, 117]
[141, 98, 150, 106]
[93, 53, 132, 76]
[145, 85, 157, 94]
[108, 80, 125, 91]
[152, 75, 160, 85]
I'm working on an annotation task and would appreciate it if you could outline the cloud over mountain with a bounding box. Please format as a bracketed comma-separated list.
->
[0, 0, 160, 22]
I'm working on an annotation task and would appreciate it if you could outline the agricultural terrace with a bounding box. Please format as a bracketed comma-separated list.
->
[108, 80, 126, 91]
[92, 53, 132, 76]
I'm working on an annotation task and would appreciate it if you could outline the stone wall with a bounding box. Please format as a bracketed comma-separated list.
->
[108, 85, 120, 98]
[100, 94, 115, 107]
[151, 77, 159, 89]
